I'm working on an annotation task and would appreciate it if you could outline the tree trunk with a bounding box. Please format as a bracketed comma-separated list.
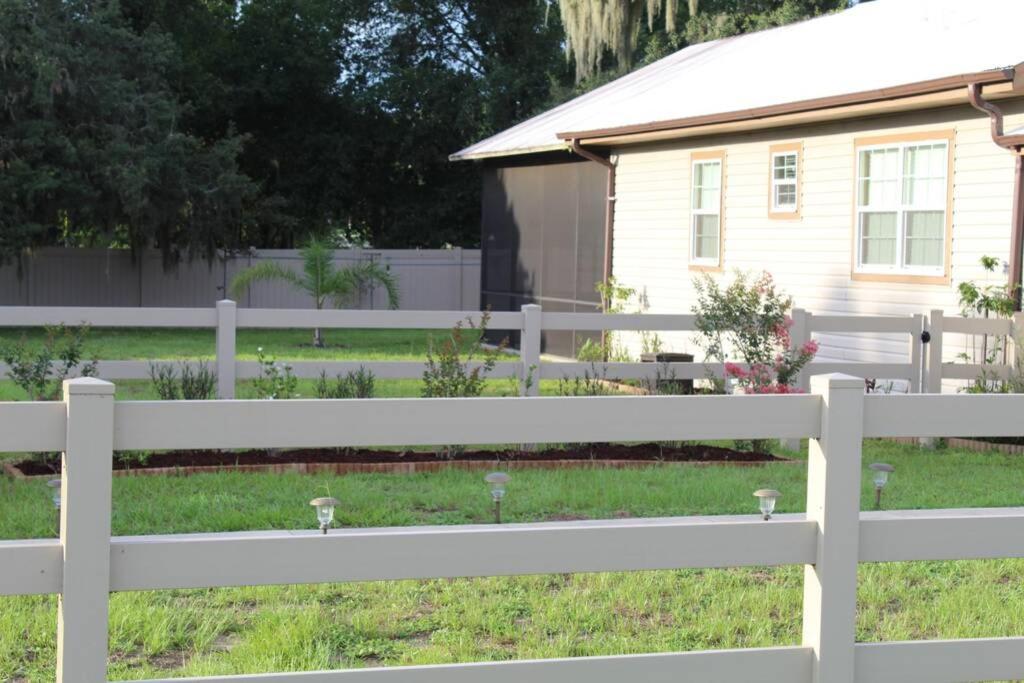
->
[313, 298, 324, 348]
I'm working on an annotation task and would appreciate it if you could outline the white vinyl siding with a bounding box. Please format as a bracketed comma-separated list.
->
[691, 159, 722, 265]
[856, 140, 948, 275]
[611, 101, 1024, 388]
[771, 152, 798, 212]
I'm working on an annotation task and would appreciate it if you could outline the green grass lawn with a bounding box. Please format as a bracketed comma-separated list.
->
[0, 326, 523, 363]
[0, 327, 447, 361]
[2, 328, 1024, 680]
[0, 326, 538, 402]
[3, 441, 1024, 681]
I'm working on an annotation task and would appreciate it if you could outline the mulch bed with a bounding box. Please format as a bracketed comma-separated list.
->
[5, 442, 788, 479]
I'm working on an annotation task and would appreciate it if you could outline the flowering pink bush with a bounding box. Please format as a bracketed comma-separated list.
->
[723, 317, 819, 394]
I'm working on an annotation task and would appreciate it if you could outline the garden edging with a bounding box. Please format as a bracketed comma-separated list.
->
[3, 457, 796, 480]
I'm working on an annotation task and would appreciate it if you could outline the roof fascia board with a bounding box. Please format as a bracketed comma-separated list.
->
[573, 81, 1022, 149]
[556, 68, 1017, 144]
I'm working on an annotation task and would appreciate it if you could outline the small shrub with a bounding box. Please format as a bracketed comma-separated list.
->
[557, 363, 614, 396]
[957, 255, 1019, 391]
[580, 278, 662, 362]
[315, 367, 376, 399]
[575, 337, 605, 363]
[422, 311, 507, 399]
[1, 324, 98, 401]
[693, 271, 815, 454]
[640, 363, 690, 396]
[148, 361, 216, 400]
[117, 451, 152, 470]
[1, 324, 97, 469]
[693, 271, 792, 374]
[423, 311, 508, 457]
[252, 347, 298, 399]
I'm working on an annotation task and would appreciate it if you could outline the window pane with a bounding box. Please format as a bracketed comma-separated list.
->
[858, 148, 898, 207]
[694, 161, 721, 188]
[693, 214, 719, 259]
[860, 212, 897, 265]
[904, 211, 944, 267]
[902, 143, 947, 206]
[693, 160, 721, 210]
[773, 153, 796, 180]
[698, 187, 720, 209]
[774, 183, 796, 208]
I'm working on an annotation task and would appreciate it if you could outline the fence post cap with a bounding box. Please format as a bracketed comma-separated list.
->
[809, 373, 865, 392]
[63, 377, 115, 397]
[216, 299, 236, 307]
[521, 303, 541, 311]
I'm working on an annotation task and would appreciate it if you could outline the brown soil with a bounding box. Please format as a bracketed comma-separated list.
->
[12, 442, 780, 476]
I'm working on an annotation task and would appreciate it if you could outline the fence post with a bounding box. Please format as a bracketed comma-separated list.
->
[455, 247, 464, 311]
[781, 308, 810, 452]
[1007, 313, 1024, 370]
[56, 378, 115, 683]
[926, 309, 944, 394]
[909, 314, 924, 393]
[796, 309, 813, 394]
[802, 373, 864, 683]
[216, 299, 237, 400]
[520, 304, 542, 396]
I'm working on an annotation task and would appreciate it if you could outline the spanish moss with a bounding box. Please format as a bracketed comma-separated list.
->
[559, 0, 689, 82]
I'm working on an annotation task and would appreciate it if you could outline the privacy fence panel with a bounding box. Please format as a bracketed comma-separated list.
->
[0, 248, 480, 310]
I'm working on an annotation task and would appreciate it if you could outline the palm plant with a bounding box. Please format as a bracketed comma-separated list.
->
[230, 239, 400, 347]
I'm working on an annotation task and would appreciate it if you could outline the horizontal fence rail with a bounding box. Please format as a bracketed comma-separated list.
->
[110, 394, 822, 451]
[135, 647, 815, 683]
[0, 306, 218, 327]
[1, 302, 989, 401]
[6, 376, 1024, 682]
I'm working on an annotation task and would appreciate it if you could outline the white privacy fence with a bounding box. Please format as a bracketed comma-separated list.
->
[0, 303, 1020, 398]
[4, 376, 1024, 682]
[0, 247, 481, 310]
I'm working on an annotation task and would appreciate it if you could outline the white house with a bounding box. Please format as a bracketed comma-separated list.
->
[453, 0, 1024, 372]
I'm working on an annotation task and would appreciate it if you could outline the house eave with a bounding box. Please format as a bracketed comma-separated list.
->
[449, 143, 568, 163]
[555, 67, 1019, 146]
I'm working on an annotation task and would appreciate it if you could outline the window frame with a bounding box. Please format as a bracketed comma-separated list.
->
[851, 130, 954, 285]
[768, 142, 801, 220]
[689, 150, 725, 270]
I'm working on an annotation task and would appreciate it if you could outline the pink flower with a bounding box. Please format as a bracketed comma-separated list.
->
[801, 340, 819, 356]
[724, 362, 744, 378]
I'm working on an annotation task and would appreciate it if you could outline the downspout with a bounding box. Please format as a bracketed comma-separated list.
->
[570, 139, 616, 291]
[967, 83, 1024, 309]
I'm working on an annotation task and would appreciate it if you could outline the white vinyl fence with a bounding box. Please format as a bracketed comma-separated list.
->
[4, 376, 1024, 683]
[0, 303, 1020, 399]
[926, 308, 1024, 391]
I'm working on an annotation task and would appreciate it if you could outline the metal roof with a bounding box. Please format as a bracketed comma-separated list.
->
[452, 0, 1024, 161]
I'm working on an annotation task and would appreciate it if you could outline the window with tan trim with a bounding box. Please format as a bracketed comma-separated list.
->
[769, 143, 800, 218]
[690, 151, 724, 267]
[854, 133, 952, 278]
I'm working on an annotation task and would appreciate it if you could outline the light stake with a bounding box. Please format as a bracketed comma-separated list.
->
[484, 472, 510, 524]
[753, 489, 781, 520]
[868, 463, 894, 509]
[46, 479, 61, 536]
[309, 497, 340, 534]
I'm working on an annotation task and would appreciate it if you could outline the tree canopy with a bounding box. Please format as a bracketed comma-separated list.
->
[0, 0, 850, 263]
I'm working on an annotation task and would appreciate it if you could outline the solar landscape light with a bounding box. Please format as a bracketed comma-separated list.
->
[753, 489, 781, 520]
[485, 472, 510, 524]
[309, 497, 340, 534]
[46, 479, 61, 536]
[868, 463, 894, 509]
